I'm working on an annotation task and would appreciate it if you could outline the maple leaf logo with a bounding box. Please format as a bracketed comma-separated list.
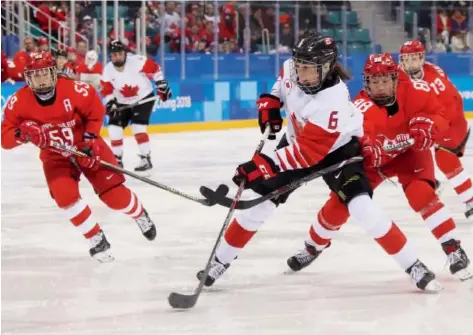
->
[120, 84, 139, 98]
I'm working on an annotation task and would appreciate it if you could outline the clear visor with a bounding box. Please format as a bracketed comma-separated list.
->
[399, 52, 424, 78]
[364, 73, 397, 105]
[25, 67, 57, 94]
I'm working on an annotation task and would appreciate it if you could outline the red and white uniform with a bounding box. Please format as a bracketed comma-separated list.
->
[266, 60, 363, 170]
[1, 77, 146, 246]
[400, 61, 473, 205]
[100, 54, 164, 105]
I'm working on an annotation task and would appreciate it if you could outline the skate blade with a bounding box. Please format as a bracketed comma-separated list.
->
[455, 268, 473, 281]
[93, 251, 115, 263]
[423, 279, 443, 293]
[134, 169, 153, 177]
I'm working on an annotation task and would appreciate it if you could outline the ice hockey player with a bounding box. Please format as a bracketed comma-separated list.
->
[55, 49, 76, 78]
[399, 40, 473, 218]
[1, 51, 157, 263]
[100, 39, 172, 173]
[197, 33, 442, 292]
[291, 53, 471, 281]
[76, 50, 103, 90]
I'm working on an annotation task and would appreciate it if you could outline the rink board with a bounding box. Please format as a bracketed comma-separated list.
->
[2, 75, 473, 135]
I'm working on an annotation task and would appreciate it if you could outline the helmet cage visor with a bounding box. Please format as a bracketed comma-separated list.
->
[364, 73, 397, 106]
[25, 66, 57, 95]
[289, 56, 332, 94]
[399, 51, 425, 77]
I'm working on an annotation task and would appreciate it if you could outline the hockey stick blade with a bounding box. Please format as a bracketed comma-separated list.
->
[168, 292, 198, 309]
[200, 156, 363, 210]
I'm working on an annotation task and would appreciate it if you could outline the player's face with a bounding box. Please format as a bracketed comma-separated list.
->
[366, 74, 396, 103]
[56, 56, 67, 69]
[38, 44, 49, 52]
[400, 52, 424, 78]
[111, 51, 126, 67]
[295, 62, 320, 86]
[67, 52, 77, 63]
[26, 67, 57, 94]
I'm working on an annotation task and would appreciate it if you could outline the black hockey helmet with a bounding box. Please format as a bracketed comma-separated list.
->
[55, 49, 67, 59]
[109, 39, 126, 67]
[290, 31, 339, 94]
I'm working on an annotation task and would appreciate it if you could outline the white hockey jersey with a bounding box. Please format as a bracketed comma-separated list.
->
[100, 53, 164, 105]
[267, 60, 363, 171]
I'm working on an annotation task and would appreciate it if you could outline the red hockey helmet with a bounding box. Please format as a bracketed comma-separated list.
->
[399, 40, 425, 79]
[363, 53, 398, 106]
[37, 37, 48, 45]
[24, 51, 57, 99]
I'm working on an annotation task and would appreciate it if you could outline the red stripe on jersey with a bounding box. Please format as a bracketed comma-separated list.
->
[279, 66, 284, 78]
[100, 80, 114, 98]
[276, 152, 287, 171]
[293, 144, 309, 168]
[284, 147, 298, 169]
[296, 122, 340, 166]
[140, 58, 160, 74]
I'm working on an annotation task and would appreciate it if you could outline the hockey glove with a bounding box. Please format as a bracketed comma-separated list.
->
[360, 136, 387, 168]
[232, 153, 280, 188]
[156, 79, 172, 102]
[76, 133, 101, 171]
[257, 93, 283, 140]
[105, 98, 119, 118]
[409, 116, 438, 151]
[18, 121, 49, 148]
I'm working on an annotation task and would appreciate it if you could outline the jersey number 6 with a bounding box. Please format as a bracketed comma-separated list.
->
[328, 111, 338, 130]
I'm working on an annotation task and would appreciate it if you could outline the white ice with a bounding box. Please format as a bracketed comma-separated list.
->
[1, 127, 472, 335]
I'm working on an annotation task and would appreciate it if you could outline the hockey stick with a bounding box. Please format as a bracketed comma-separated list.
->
[50, 143, 226, 207]
[168, 125, 271, 309]
[200, 155, 363, 210]
[115, 95, 160, 112]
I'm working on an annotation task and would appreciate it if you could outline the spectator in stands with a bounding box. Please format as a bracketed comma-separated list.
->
[164, 2, 181, 35]
[76, 40, 88, 60]
[204, 3, 219, 23]
[37, 37, 49, 52]
[1, 51, 9, 82]
[66, 46, 80, 72]
[11, 37, 36, 80]
[35, 1, 66, 38]
[77, 15, 94, 44]
[280, 22, 294, 49]
[436, 8, 452, 46]
[219, 5, 237, 41]
[451, 9, 470, 52]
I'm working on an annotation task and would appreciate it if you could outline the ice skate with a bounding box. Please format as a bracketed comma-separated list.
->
[196, 256, 230, 287]
[89, 230, 114, 263]
[442, 239, 472, 281]
[134, 209, 156, 241]
[287, 242, 325, 272]
[406, 260, 442, 293]
[114, 154, 124, 168]
[465, 201, 473, 220]
[135, 154, 153, 175]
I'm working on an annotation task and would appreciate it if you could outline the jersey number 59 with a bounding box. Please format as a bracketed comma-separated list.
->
[49, 128, 74, 148]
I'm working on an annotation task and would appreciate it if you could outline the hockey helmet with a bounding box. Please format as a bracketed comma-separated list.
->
[290, 31, 338, 94]
[399, 40, 426, 79]
[109, 39, 126, 67]
[363, 53, 398, 106]
[24, 51, 57, 100]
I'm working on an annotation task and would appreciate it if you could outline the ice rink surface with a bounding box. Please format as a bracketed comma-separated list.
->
[1, 127, 472, 335]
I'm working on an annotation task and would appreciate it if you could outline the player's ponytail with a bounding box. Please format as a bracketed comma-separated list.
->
[333, 62, 352, 81]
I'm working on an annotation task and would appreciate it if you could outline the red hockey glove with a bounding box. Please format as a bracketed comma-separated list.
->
[232, 153, 280, 188]
[360, 136, 387, 168]
[156, 79, 172, 102]
[76, 133, 101, 171]
[18, 121, 49, 148]
[257, 94, 283, 140]
[409, 116, 438, 151]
